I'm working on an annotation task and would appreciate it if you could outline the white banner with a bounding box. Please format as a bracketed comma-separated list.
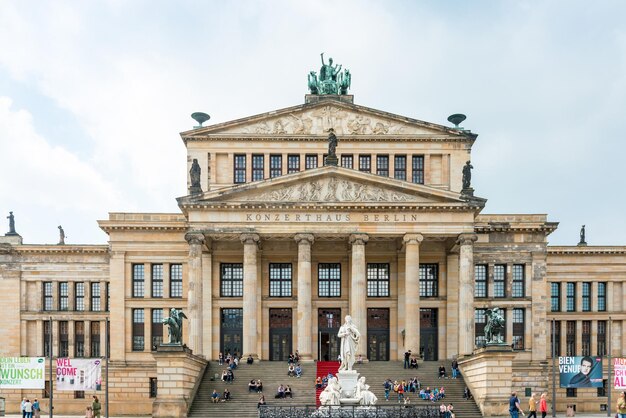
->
[614, 358, 626, 390]
[56, 358, 102, 391]
[0, 357, 45, 389]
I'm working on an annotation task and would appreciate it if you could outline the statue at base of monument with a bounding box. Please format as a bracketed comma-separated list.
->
[319, 376, 342, 406]
[355, 376, 378, 406]
[337, 315, 361, 372]
[163, 308, 187, 345]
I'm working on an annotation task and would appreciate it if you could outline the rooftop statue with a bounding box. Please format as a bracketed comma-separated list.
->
[58, 225, 65, 245]
[579, 225, 587, 246]
[308, 53, 351, 95]
[6, 211, 17, 235]
[189, 158, 202, 195]
[462, 160, 473, 190]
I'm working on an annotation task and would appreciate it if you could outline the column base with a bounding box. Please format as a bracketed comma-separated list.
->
[298, 353, 315, 362]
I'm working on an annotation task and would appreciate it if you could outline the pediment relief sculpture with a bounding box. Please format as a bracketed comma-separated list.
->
[232, 177, 429, 203]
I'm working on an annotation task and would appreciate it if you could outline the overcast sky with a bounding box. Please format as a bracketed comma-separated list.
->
[1, 1, 625, 246]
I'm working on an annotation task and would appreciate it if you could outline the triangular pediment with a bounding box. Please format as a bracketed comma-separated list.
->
[179, 166, 480, 207]
[181, 100, 474, 139]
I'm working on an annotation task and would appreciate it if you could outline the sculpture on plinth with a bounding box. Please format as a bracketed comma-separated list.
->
[163, 308, 187, 345]
[578, 225, 587, 246]
[189, 158, 202, 195]
[319, 376, 342, 406]
[337, 315, 360, 372]
[308, 53, 351, 95]
[58, 225, 65, 245]
[355, 376, 378, 406]
[6, 211, 17, 236]
[324, 128, 339, 166]
[484, 307, 505, 345]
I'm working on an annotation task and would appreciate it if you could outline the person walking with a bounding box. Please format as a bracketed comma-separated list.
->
[509, 392, 523, 418]
[527, 393, 537, 418]
[539, 393, 548, 418]
[617, 391, 626, 418]
[92, 395, 102, 418]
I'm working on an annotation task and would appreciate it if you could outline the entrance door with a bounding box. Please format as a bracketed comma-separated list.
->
[220, 308, 243, 356]
[318, 309, 340, 361]
[367, 308, 390, 361]
[269, 308, 292, 361]
[420, 308, 438, 361]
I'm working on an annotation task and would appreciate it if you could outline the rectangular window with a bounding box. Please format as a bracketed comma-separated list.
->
[152, 264, 163, 298]
[152, 309, 163, 351]
[582, 282, 591, 312]
[367, 263, 390, 297]
[43, 320, 51, 357]
[220, 263, 244, 297]
[252, 154, 264, 181]
[551, 283, 561, 312]
[475, 265, 487, 298]
[75, 282, 85, 311]
[132, 264, 145, 298]
[90, 322, 100, 357]
[376, 155, 389, 176]
[566, 282, 576, 312]
[359, 155, 371, 173]
[132, 309, 145, 351]
[170, 264, 183, 298]
[59, 282, 69, 311]
[566, 388, 577, 398]
[43, 282, 53, 311]
[582, 320, 591, 356]
[318, 263, 341, 297]
[287, 154, 300, 173]
[106, 282, 110, 312]
[269, 263, 292, 297]
[419, 264, 439, 297]
[75, 321, 85, 357]
[598, 379, 608, 397]
[493, 264, 506, 298]
[234, 154, 246, 184]
[597, 320, 607, 356]
[394, 155, 407, 180]
[598, 282, 606, 311]
[91, 283, 101, 311]
[74, 391, 85, 399]
[150, 377, 158, 398]
[305, 154, 318, 169]
[512, 264, 525, 297]
[341, 154, 353, 169]
[43, 380, 50, 399]
[59, 321, 69, 357]
[512, 308, 525, 350]
[269, 154, 282, 178]
[412, 155, 424, 184]
[566, 320, 576, 356]
[475, 309, 487, 348]
[551, 320, 561, 356]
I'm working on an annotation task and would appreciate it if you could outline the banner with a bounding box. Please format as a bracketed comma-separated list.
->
[0, 357, 45, 389]
[614, 358, 626, 390]
[559, 356, 603, 388]
[56, 358, 102, 391]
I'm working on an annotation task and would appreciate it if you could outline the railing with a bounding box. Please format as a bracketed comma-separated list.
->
[259, 404, 440, 418]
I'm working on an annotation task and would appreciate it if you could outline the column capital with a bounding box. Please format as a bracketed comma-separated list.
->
[349, 233, 369, 246]
[240, 233, 260, 246]
[294, 233, 315, 245]
[457, 233, 478, 246]
[184, 232, 205, 246]
[403, 233, 424, 245]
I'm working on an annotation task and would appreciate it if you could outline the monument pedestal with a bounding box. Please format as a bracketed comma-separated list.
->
[337, 370, 359, 399]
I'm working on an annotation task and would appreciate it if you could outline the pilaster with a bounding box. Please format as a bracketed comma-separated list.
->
[294, 233, 314, 361]
[185, 232, 205, 356]
[531, 250, 548, 360]
[109, 251, 126, 361]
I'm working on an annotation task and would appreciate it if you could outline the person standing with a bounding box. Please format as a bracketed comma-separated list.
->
[23, 399, 32, 418]
[539, 393, 548, 418]
[527, 393, 537, 418]
[617, 391, 626, 418]
[451, 359, 459, 378]
[92, 395, 102, 418]
[509, 392, 523, 418]
[404, 350, 411, 369]
[32, 399, 40, 418]
[21, 398, 27, 418]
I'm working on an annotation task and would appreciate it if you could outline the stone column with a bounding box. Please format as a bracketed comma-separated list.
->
[349, 233, 369, 358]
[457, 233, 477, 356]
[241, 233, 260, 359]
[403, 233, 423, 356]
[185, 232, 205, 356]
[294, 233, 314, 361]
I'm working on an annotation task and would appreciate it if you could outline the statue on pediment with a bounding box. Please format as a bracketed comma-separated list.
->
[462, 160, 473, 190]
[189, 159, 202, 195]
[308, 53, 351, 95]
[6, 211, 17, 236]
[58, 225, 65, 245]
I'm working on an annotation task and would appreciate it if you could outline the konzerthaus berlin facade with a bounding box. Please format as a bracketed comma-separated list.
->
[1, 84, 625, 415]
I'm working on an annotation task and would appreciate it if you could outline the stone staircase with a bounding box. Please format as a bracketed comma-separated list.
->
[188, 361, 316, 418]
[315, 361, 340, 406]
[188, 360, 483, 418]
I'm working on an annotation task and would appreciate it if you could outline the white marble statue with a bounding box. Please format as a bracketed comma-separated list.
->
[355, 376, 378, 406]
[337, 315, 361, 371]
[319, 376, 342, 406]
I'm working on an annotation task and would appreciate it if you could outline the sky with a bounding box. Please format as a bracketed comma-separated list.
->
[1, 0, 625, 246]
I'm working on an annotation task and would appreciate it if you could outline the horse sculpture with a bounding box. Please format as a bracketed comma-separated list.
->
[162, 308, 187, 345]
[484, 308, 505, 345]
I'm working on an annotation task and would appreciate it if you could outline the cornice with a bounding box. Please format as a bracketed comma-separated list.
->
[548, 246, 626, 255]
[475, 222, 558, 234]
[182, 135, 473, 144]
[99, 223, 187, 233]
[179, 202, 483, 211]
[15, 245, 109, 255]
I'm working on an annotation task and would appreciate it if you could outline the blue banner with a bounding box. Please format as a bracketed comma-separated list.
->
[559, 356, 603, 388]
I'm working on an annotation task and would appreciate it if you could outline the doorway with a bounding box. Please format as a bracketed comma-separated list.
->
[220, 308, 243, 356]
[367, 308, 390, 361]
[420, 308, 438, 361]
[318, 308, 340, 361]
[269, 308, 292, 361]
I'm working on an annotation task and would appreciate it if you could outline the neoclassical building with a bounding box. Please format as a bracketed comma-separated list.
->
[1, 80, 624, 415]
